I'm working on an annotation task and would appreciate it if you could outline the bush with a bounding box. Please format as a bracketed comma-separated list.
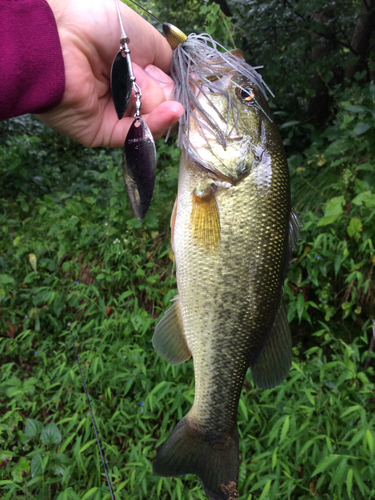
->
[1, 79, 375, 498]
[285, 82, 375, 338]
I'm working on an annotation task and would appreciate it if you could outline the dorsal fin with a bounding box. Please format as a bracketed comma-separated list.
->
[283, 208, 302, 280]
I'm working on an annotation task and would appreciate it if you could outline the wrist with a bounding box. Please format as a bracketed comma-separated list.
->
[44, 0, 67, 31]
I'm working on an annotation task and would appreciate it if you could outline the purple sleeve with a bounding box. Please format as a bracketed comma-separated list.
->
[0, 0, 65, 120]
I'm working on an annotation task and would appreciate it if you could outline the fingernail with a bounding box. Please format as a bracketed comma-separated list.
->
[134, 67, 147, 87]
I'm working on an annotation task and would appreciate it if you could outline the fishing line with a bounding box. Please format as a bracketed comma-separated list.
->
[144, 71, 173, 87]
[115, 0, 127, 40]
[125, 0, 163, 25]
[68, 323, 116, 500]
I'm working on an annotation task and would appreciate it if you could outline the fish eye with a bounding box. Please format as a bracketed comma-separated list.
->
[238, 88, 255, 102]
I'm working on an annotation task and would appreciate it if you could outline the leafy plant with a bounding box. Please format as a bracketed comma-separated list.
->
[286, 81, 375, 336]
[1, 44, 375, 500]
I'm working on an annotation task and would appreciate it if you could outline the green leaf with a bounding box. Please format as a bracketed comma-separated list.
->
[296, 293, 304, 323]
[352, 464, 368, 495]
[346, 468, 353, 498]
[59, 432, 77, 454]
[118, 290, 133, 301]
[40, 422, 62, 445]
[11, 457, 29, 483]
[238, 399, 248, 421]
[67, 491, 81, 500]
[13, 236, 23, 247]
[0, 451, 12, 465]
[272, 446, 279, 470]
[348, 428, 366, 449]
[325, 138, 347, 156]
[342, 301, 352, 311]
[81, 487, 98, 500]
[352, 122, 371, 136]
[299, 439, 316, 456]
[30, 453, 43, 477]
[341, 405, 362, 418]
[50, 461, 66, 475]
[0, 274, 14, 285]
[356, 162, 375, 172]
[347, 218, 362, 238]
[365, 429, 374, 455]
[83, 197, 96, 204]
[57, 492, 69, 500]
[312, 454, 340, 476]
[280, 416, 290, 443]
[157, 478, 163, 497]
[303, 389, 315, 406]
[79, 439, 97, 454]
[345, 104, 368, 113]
[352, 190, 375, 208]
[318, 196, 345, 226]
[24, 419, 43, 440]
[279, 120, 300, 129]
[258, 479, 272, 500]
[331, 458, 347, 487]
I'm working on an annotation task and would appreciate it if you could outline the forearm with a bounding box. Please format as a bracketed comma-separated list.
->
[1, 0, 182, 146]
[0, 0, 65, 121]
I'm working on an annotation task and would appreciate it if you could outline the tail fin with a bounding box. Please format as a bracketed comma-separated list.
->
[153, 415, 239, 500]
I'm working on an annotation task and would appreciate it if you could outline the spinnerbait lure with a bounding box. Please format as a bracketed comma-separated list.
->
[111, 0, 157, 221]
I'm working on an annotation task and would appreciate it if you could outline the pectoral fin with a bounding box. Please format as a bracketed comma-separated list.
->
[251, 303, 292, 389]
[152, 297, 191, 365]
[190, 185, 220, 251]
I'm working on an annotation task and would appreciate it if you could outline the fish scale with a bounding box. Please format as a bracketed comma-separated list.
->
[175, 150, 289, 425]
[152, 66, 297, 500]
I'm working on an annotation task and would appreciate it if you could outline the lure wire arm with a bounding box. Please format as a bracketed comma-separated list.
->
[134, 83, 142, 119]
[116, 0, 141, 113]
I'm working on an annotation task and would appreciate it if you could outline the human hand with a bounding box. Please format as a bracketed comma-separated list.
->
[36, 0, 183, 147]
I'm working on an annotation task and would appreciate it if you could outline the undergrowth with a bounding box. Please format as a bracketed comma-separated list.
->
[1, 82, 375, 499]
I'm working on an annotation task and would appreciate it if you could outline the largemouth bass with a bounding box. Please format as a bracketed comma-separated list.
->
[152, 48, 299, 500]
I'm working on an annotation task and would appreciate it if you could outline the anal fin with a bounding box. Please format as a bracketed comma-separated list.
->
[153, 297, 191, 365]
[251, 302, 292, 389]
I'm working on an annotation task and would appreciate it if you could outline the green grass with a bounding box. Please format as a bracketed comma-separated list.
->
[1, 107, 375, 499]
